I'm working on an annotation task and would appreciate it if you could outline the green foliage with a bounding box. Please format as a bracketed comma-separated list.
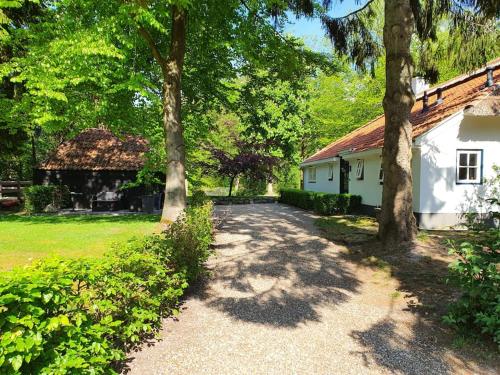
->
[189, 189, 209, 207]
[0, 202, 213, 373]
[306, 60, 385, 152]
[235, 178, 267, 197]
[23, 185, 55, 213]
[444, 166, 500, 346]
[444, 230, 500, 347]
[23, 185, 70, 213]
[162, 202, 213, 282]
[280, 188, 361, 215]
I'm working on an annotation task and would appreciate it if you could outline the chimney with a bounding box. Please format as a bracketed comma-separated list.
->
[436, 88, 443, 104]
[411, 77, 430, 96]
[422, 91, 429, 112]
[486, 67, 494, 87]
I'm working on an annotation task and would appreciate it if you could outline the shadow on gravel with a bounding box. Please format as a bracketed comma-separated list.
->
[350, 314, 450, 375]
[199, 204, 360, 327]
[318, 217, 499, 375]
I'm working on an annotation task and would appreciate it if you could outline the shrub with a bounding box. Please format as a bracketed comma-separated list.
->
[0, 202, 213, 373]
[53, 185, 72, 209]
[279, 188, 362, 215]
[189, 189, 209, 207]
[443, 230, 500, 347]
[23, 185, 71, 213]
[23, 185, 55, 213]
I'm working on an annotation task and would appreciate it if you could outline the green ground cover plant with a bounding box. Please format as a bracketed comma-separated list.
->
[0, 202, 214, 374]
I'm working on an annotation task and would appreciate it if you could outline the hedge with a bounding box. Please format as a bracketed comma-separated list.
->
[279, 188, 361, 214]
[0, 202, 213, 374]
[23, 185, 71, 214]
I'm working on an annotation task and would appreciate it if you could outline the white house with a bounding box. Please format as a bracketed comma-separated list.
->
[300, 60, 500, 229]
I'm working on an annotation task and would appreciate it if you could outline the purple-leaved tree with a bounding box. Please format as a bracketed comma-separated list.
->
[203, 141, 280, 197]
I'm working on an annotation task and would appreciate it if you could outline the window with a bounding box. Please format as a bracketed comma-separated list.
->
[328, 164, 334, 181]
[308, 167, 316, 183]
[379, 163, 384, 184]
[456, 150, 482, 184]
[355, 160, 364, 180]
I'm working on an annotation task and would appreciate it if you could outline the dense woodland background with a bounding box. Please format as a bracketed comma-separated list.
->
[0, 0, 496, 194]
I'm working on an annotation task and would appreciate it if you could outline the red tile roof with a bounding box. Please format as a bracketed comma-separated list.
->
[303, 60, 500, 164]
[38, 128, 149, 171]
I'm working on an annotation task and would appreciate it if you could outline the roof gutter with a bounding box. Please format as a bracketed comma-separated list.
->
[299, 156, 339, 168]
[339, 148, 382, 159]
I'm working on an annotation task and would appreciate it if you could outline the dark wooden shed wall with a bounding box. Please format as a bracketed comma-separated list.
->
[34, 169, 144, 210]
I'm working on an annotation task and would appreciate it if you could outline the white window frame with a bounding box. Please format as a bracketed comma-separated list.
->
[355, 159, 364, 180]
[328, 164, 334, 181]
[456, 149, 482, 184]
[308, 166, 316, 183]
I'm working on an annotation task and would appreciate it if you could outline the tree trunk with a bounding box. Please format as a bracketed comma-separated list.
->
[160, 5, 187, 224]
[266, 181, 273, 196]
[228, 176, 235, 197]
[378, 0, 417, 246]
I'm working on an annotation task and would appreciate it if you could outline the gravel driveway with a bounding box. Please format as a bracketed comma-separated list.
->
[125, 204, 496, 375]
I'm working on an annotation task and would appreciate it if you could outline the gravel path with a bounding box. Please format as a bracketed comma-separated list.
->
[125, 204, 496, 375]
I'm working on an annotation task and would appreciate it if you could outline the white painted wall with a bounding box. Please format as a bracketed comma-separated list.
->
[303, 162, 340, 194]
[343, 154, 383, 206]
[301, 111, 499, 229]
[416, 112, 500, 215]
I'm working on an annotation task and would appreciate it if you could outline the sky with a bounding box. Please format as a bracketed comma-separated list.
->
[282, 0, 370, 51]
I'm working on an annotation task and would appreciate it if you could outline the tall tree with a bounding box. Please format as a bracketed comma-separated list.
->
[140, 3, 188, 223]
[283, 0, 499, 246]
[378, 0, 416, 244]
[2, 0, 320, 223]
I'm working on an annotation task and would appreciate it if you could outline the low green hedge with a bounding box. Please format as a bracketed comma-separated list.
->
[279, 188, 361, 214]
[0, 202, 213, 374]
[23, 185, 71, 213]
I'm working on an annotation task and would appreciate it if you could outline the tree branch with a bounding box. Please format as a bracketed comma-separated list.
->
[333, 0, 375, 20]
[239, 0, 297, 46]
[137, 26, 166, 67]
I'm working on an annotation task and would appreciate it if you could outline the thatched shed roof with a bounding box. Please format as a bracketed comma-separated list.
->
[38, 128, 149, 171]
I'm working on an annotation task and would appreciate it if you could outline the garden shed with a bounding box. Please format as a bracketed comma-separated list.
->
[35, 128, 150, 210]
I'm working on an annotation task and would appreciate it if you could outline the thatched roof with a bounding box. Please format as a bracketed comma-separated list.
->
[38, 128, 149, 171]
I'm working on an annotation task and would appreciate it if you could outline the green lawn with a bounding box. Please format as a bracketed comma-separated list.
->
[0, 214, 160, 270]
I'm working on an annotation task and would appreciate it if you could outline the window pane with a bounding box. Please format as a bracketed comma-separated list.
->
[469, 153, 477, 166]
[459, 153, 467, 166]
[469, 167, 477, 180]
[458, 167, 467, 180]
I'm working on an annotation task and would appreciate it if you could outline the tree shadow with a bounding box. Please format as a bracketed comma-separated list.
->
[0, 213, 160, 224]
[197, 204, 361, 328]
[318, 217, 500, 374]
[350, 314, 451, 375]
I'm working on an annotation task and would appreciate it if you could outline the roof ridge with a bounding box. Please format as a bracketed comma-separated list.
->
[416, 57, 500, 100]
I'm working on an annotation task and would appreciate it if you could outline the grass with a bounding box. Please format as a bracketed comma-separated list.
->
[315, 215, 378, 244]
[0, 213, 160, 270]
